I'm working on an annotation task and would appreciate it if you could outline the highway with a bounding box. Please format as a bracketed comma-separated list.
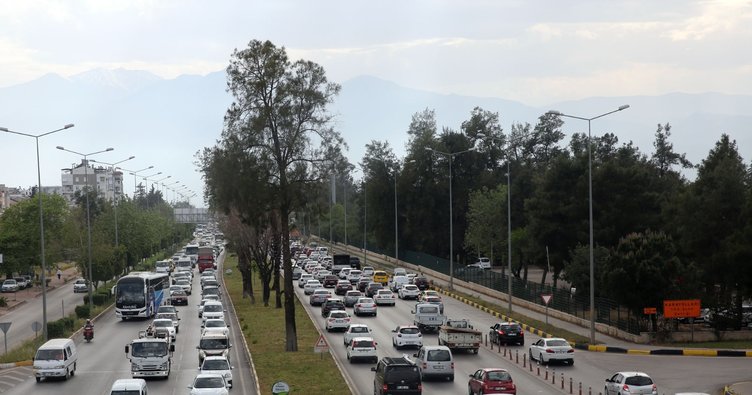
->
[1, 253, 258, 394]
[295, 272, 752, 394]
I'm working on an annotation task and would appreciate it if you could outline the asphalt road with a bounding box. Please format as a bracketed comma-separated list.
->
[295, 274, 752, 395]
[1, 253, 258, 394]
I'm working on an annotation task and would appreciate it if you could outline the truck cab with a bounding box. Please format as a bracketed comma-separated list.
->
[412, 303, 445, 333]
[125, 333, 175, 378]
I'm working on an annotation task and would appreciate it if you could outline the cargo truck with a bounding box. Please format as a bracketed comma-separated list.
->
[125, 331, 175, 378]
[438, 319, 481, 354]
[198, 246, 215, 272]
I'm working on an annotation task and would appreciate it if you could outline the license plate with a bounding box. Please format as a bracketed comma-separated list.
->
[495, 387, 506, 391]
[397, 386, 409, 389]
[336, 320, 344, 323]
[508, 333, 516, 336]
[434, 365, 444, 370]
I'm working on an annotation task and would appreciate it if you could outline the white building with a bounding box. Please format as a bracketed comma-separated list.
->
[61, 160, 124, 203]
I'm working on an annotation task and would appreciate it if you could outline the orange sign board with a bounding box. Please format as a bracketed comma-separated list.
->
[643, 307, 657, 315]
[663, 299, 701, 318]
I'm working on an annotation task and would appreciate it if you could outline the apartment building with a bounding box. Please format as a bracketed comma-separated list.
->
[61, 160, 124, 203]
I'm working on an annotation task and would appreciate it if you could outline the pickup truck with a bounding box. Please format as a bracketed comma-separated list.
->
[412, 303, 445, 333]
[438, 319, 481, 354]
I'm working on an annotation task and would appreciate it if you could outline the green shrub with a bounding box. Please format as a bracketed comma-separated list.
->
[46, 317, 74, 338]
[92, 293, 110, 306]
[0, 297, 6, 307]
[75, 304, 91, 319]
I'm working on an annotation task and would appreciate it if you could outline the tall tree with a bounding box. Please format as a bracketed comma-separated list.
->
[222, 39, 342, 351]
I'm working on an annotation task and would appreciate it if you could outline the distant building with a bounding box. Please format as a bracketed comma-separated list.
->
[0, 184, 30, 214]
[61, 160, 124, 204]
[40, 186, 64, 196]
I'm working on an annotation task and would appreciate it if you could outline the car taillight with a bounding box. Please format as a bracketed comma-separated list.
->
[397, 334, 402, 337]
[545, 349, 555, 353]
[497, 330, 505, 335]
[418, 333, 422, 337]
[382, 384, 388, 391]
[355, 304, 360, 307]
[622, 384, 630, 391]
[567, 349, 574, 353]
[422, 363, 427, 368]
[418, 384, 422, 391]
[652, 384, 657, 392]
[450, 362, 454, 369]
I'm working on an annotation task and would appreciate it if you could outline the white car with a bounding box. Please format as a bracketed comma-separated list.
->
[393, 268, 407, 277]
[392, 325, 423, 349]
[528, 337, 574, 365]
[346, 337, 378, 364]
[198, 296, 221, 318]
[72, 278, 88, 293]
[200, 356, 233, 389]
[298, 274, 314, 288]
[470, 257, 491, 269]
[1, 279, 19, 293]
[604, 371, 657, 395]
[304, 280, 322, 295]
[189, 373, 229, 395]
[202, 319, 230, 336]
[176, 278, 192, 295]
[338, 267, 352, 279]
[202, 301, 226, 323]
[325, 310, 351, 332]
[315, 270, 332, 281]
[343, 324, 373, 345]
[152, 318, 176, 342]
[347, 270, 362, 284]
[398, 284, 421, 300]
[373, 290, 396, 306]
[155, 312, 180, 333]
[353, 297, 377, 317]
[361, 267, 375, 277]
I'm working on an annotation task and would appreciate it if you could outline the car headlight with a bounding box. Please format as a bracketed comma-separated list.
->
[224, 373, 231, 378]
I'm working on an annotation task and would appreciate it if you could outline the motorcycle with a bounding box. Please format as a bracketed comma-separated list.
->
[83, 326, 94, 342]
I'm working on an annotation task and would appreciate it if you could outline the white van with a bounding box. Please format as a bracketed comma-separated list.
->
[413, 345, 454, 381]
[33, 338, 78, 382]
[110, 378, 148, 394]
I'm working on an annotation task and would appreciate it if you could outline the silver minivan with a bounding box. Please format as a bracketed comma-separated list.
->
[33, 338, 78, 382]
[413, 345, 454, 381]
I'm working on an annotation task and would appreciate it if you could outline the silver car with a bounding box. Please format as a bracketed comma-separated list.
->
[353, 297, 377, 317]
[309, 289, 331, 306]
[200, 356, 233, 388]
[343, 290, 363, 307]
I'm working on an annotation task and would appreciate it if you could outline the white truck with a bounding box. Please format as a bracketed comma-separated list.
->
[412, 303, 445, 333]
[438, 319, 482, 354]
[124, 331, 175, 378]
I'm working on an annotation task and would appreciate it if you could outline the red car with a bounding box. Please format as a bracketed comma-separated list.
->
[323, 275, 339, 288]
[468, 368, 516, 395]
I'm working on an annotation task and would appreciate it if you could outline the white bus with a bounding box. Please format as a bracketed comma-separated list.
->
[115, 272, 169, 320]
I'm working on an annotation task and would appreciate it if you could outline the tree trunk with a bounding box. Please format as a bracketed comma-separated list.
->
[280, 204, 298, 351]
[237, 247, 255, 303]
[273, 227, 282, 309]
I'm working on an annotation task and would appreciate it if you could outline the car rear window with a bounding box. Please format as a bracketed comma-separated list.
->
[625, 376, 653, 386]
[400, 327, 420, 335]
[385, 366, 420, 381]
[487, 371, 512, 381]
[547, 340, 569, 347]
[427, 349, 451, 361]
[353, 340, 374, 348]
[352, 326, 369, 333]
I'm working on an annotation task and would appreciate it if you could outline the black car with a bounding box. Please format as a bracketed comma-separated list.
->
[321, 299, 346, 318]
[366, 282, 384, 298]
[413, 277, 429, 291]
[357, 278, 371, 292]
[489, 322, 524, 346]
[372, 357, 422, 395]
[349, 256, 361, 270]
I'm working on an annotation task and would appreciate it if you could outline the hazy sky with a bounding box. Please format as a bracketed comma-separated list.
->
[1, 0, 750, 206]
[1, 0, 750, 105]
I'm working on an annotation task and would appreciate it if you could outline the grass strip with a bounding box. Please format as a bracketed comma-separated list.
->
[223, 254, 347, 393]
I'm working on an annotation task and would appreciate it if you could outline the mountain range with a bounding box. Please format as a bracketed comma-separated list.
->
[1, 68, 749, 203]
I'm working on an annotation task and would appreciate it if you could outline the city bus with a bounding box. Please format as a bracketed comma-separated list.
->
[115, 272, 169, 320]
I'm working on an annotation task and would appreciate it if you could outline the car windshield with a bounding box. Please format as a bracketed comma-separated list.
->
[418, 306, 438, 314]
[358, 298, 374, 304]
[487, 371, 512, 381]
[625, 376, 653, 386]
[35, 349, 64, 360]
[346, 292, 361, 297]
[547, 340, 569, 347]
[154, 320, 171, 327]
[404, 286, 418, 291]
[75, 279, 86, 284]
[206, 321, 225, 328]
[427, 349, 451, 361]
[131, 342, 168, 357]
[111, 391, 141, 395]
[202, 360, 230, 370]
[204, 288, 219, 295]
[194, 376, 225, 388]
[204, 305, 223, 313]
[400, 327, 420, 335]
[199, 338, 228, 349]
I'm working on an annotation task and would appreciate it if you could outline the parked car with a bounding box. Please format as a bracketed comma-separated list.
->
[1, 279, 19, 293]
[13, 277, 28, 289]
[353, 297, 377, 317]
[604, 371, 657, 395]
[72, 278, 88, 293]
[346, 337, 378, 363]
[391, 325, 423, 349]
[343, 290, 363, 307]
[325, 310, 351, 332]
[528, 338, 574, 365]
[344, 324, 373, 345]
[468, 368, 516, 394]
[489, 322, 524, 346]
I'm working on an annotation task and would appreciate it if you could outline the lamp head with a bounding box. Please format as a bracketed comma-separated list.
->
[0, 127, 8, 132]
[64, 124, 74, 129]
[105, 147, 114, 152]
[56, 146, 65, 150]
[128, 156, 135, 160]
[618, 104, 630, 111]
[547, 110, 562, 116]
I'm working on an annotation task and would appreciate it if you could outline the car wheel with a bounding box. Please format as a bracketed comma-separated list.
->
[604, 386, 609, 395]
[468, 385, 473, 395]
[568, 358, 574, 366]
[70, 363, 76, 376]
[448, 374, 454, 382]
[35, 377, 41, 383]
[528, 349, 535, 361]
[478, 389, 484, 395]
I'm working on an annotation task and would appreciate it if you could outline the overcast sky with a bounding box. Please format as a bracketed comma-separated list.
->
[1, 0, 750, 206]
[1, 0, 750, 105]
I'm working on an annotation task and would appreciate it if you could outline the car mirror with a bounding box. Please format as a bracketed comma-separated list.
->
[196, 346, 200, 349]
[469, 374, 474, 378]
[411, 310, 415, 314]
[413, 353, 418, 357]
[370, 367, 377, 372]
[124, 345, 129, 353]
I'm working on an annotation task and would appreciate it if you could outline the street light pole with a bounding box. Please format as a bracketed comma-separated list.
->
[122, 165, 154, 198]
[90, 156, 135, 247]
[547, 104, 630, 344]
[57, 145, 114, 308]
[425, 147, 476, 290]
[1, 123, 74, 340]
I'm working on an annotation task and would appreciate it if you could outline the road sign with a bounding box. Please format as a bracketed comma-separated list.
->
[31, 321, 42, 332]
[643, 307, 657, 315]
[541, 294, 552, 305]
[0, 322, 10, 334]
[314, 334, 329, 353]
[663, 299, 701, 318]
[272, 381, 290, 395]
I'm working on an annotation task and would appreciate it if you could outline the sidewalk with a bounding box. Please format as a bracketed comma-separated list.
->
[0, 266, 80, 317]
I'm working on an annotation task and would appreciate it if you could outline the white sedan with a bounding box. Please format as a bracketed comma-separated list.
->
[373, 290, 396, 306]
[343, 324, 373, 345]
[325, 310, 351, 332]
[528, 337, 574, 365]
[189, 373, 229, 395]
[202, 319, 230, 336]
[304, 280, 323, 295]
[200, 356, 233, 389]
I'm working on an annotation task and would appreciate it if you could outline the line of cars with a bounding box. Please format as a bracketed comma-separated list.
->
[1, 274, 34, 292]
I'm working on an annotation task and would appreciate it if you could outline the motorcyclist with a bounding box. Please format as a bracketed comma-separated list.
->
[84, 319, 94, 338]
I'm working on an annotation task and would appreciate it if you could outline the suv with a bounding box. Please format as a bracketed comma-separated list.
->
[489, 322, 524, 346]
[321, 298, 346, 317]
[371, 356, 422, 395]
[413, 277, 430, 291]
